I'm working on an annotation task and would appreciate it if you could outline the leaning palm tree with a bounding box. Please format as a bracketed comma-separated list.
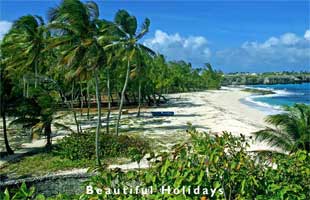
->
[2, 15, 46, 89]
[254, 103, 310, 153]
[1, 15, 47, 154]
[0, 58, 14, 155]
[47, 0, 106, 165]
[110, 10, 155, 135]
[9, 86, 75, 150]
[104, 53, 117, 134]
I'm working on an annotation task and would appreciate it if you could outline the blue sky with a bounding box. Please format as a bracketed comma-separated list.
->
[1, 0, 309, 72]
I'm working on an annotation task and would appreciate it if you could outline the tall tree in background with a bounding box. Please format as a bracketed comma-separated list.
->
[2, 15, 46, 89]
[202, 63, 222, 89]
[0, 57, 14, 155]
[1, 14, 47, 155]
[48, 0, 105, 165]
[112, 10, 154, 135]
[133, 50, 155, 117]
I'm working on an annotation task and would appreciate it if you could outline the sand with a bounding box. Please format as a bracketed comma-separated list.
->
[1, 87, 277, 168]
[136, 87, 275, 151]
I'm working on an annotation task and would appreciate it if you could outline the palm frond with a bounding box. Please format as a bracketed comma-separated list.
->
[53, 122, 76, 134]
[85, 1, 99, 20]
[136, 18, 150, 40]
[138, 44, 156, 56]
[9, 117, 41, 128]
[254, 127, 294, 151]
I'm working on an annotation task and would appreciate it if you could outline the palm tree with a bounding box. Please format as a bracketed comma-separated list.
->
[10, 86, 74, 150]
[148, 54, 170, 103]
[0, 15, 47, 154]
[98, 28, 120, 134]
[0, 58, 14, 155]
[130, 50, 153, 117]
[111, 10, 154, 135]
[104, 53, 116, 134]
[2, 15, 46, 89]
[48, 0, 105, 165]
[254, 104, 310, 153]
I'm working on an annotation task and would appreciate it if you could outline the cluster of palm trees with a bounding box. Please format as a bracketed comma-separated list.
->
[0, 0, 221, 164]
[1, 0, 308, 165]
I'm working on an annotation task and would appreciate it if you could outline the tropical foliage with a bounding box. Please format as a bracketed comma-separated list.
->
[255, 103, 310, 153]
[0, 0, 222, 159]
[1, 0, 308, 199]
[80, 130, 309, 200]
[2, 129, 309, 199]
[222, 71, 310, 86]
[55, 131, 150, 161]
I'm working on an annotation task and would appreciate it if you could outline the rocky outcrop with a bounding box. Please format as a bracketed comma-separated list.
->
[221, 73, 310, 86]
[0, 173, 92, 197]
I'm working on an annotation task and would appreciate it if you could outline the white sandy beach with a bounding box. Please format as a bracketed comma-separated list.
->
[1, 87, 276, 167]
[137, 87, 274, 151]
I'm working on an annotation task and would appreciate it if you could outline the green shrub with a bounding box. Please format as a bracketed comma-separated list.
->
[0, 183, 76, 200]
[81, 129, 309, 200]
[55, 132, 150, 161]
[2, 130, 309, 199]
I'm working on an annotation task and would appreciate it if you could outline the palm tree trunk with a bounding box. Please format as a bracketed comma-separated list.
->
[106, 69, 111, 134]
[71, 81, 80, 134]
[137, 80, 142, 117]
[26, 81, 29, 98]
[34, 60, 38, 88]
[0, 66, 14, 155]
[80, 83, 84, 117]
[152, 93, 158, 106]
[45, 121, 52, 150]
[86, 81, 90, 121]
[23, 76, 26, 97]
[2, 108, 14, 155]
[115, 59, 130, 136]
[94, 71, 102, 166]
[110, 94, 114, 104]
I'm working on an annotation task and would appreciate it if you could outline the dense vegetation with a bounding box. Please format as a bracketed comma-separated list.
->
[241, 88, 275, 95]
[255, 103, 310, 152]
[1, 0, 309, 199]
[0, 133, 150, 180]
[55, 132, 150, 161]
[222, 71, 310, 85]
[2, 129, 309, 199]
[0, 0, 222, 159]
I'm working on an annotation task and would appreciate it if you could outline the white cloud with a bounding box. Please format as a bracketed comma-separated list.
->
[0, 21, 12, 40]
[145, 29, 310, 72]
[144, 30, 211, 66]
[280, 33, 300, 45]
[214, 30, 310, 72]
[304, 29, 310, 40]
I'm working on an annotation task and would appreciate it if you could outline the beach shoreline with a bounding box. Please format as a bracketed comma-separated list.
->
[0, 87, 276, 164]
[139, 87, 277, 151]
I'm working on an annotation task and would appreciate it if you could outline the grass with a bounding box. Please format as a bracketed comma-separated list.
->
[1, 109, 188, 180]
[0, 151, 133, 180]
[0, 153, 93, 179]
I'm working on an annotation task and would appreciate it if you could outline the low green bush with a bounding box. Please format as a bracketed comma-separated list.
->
[0, 182, 75, 200]
[55, 132, 150, 161]
[81, 129, 309, 200]
[3, 129, 309, 199]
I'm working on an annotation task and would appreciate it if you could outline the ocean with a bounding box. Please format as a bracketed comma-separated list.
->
[241, 83, 310, 115]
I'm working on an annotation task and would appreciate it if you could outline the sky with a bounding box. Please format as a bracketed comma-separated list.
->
[0, 0, 309, 72]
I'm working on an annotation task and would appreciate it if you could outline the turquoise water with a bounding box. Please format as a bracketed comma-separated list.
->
[242, 83, 310, 114]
